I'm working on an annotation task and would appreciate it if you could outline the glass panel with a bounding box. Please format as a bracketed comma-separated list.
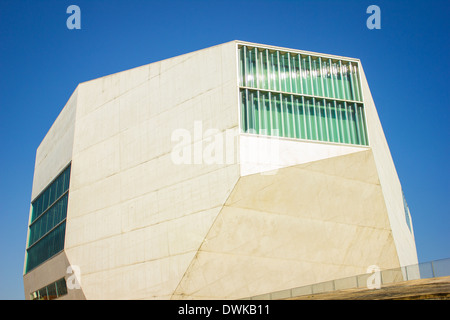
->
[314, 99, 323, 141]
[317, 99, 328, 142]
[269, 51, 280, 91]
[291, 96, 299, 139]
[239, 46, 245, 87]
[258, 49, 269, 90]
[249, 48, 256, 88]
[301, 56, 312, 95]
[356, 104, 368, 145]
[249, 90, 259, 134]
[290, 54, 301, 94]
[325, 100, 336, 143]
[38, 288, 48, 300]
[347, 103, 358, 144]
[295, 97, 307, 139]
[343, 102, 352, 144]
[311, 57, 322, 97]
[271, 93, 282, 136]
[304, 97, 315, 140]
[346, 62, 356, 101]
[341, 62, 351, 100]
[336, 101, 347, 143]
[320, 58, 330, 98]
[41, 191, 48, 217]
[240, 89, 248, 132]
[260, 92, 271, 136]
[46, 282, 57, 300]
[56, 278, 68, 297]
[331, 60, 343, 100]
[280, 53, 290, 92]
[352, 63, 363, 102]
[282, 95, 295, 138]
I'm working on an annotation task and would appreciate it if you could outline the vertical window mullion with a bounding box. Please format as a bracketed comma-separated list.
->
[339, 60, 346, 100]
[327, 100, 335, 142]
[288, 52, 293, 93]
[333, 101, 340, 143]
[279, 93, 285, 137]
[268, 91, 273, 136]
[355, 62, 363, 102]
[308, 56, 314, 96]
[257, 90, 262, 134]
[319, 57, 325, 98]
[245, 89, 250, 133]
[354, 102, 361, 145]
[298, 55, 303, 95]
[249, 49, 255, 88]
[308, 56, 315, 96]
[344, 102, 351, 144]
[266, 49, 271, 91]
[329, 59, 336, 99]
[337, 101, 344, 143]
[239, 89, 247, 132]
[291, 95, 297, 138]
[243, 47, 248, 87]
[323, 99, 330, 142]
[348, 102, 355, 144]
[291, 54, 298, 94]
[277, 51, 282, 92]
[259, 50, 266, 90]
[251, 91, 257, 133]
[359, 105, 368, 145]
[301, 96, 307, 139]
[254, 48, 259, 89]
[305, 98, 311, 139]
[349, 63, 357, 101]
[314, 98, 321, 141]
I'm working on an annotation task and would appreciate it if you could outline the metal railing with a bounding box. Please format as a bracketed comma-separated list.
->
[242, 258, 450, 300]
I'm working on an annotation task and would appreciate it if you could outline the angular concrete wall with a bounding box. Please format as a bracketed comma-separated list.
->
[63, 41, 240, 299]
[359, 65, 418, 268]
[172, 150, 401, 299]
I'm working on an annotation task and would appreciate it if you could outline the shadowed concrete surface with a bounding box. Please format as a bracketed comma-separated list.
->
[285, 276, 450, 300]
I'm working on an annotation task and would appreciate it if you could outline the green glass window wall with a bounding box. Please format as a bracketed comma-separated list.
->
[240, 89, 368, 146]
[31, 165, 70, 223]
[25, 164, 71, 273]
[28, 193, 68, 247]
[238, 45, 368, 146]
[26, 222, 66, 273]
[30, 277, 68, 300]
[239, 46, 363, 102]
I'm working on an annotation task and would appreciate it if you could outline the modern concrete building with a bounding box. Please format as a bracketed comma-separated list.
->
[23, 40, 418, 300]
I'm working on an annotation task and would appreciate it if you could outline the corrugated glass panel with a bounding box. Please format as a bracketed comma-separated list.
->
[238, 45, 368, 146]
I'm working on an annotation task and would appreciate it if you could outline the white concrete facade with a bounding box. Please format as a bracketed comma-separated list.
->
[23, 41, 418, 300]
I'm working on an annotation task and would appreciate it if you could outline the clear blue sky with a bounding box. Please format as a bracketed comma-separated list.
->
[0, 0, 448, 300]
